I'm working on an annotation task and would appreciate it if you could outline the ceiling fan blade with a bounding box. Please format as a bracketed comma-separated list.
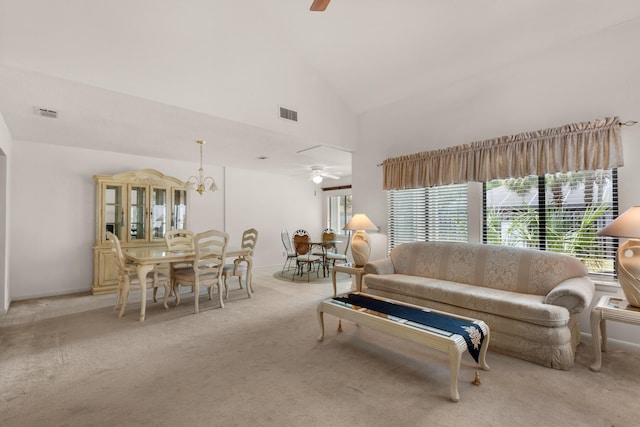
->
[310, 0, 331, 12]
[324, 173, 340, 180]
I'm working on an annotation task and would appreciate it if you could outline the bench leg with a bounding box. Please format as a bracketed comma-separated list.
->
[478, 327, 491, 371]
[448, 347, 462, 402]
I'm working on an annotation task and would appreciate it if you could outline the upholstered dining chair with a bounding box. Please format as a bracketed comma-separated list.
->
[222, 228, 258, 298]
[107, 231, 170, 318]
[321, 228, 348, 269]
[280, 228, 297, 272]
[292, 229, 321, 282]
[164, 229, 195, 291]
[173, 229, 228, 314]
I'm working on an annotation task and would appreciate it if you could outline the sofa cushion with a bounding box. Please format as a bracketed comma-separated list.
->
[389, 241, 588, 296]
[364, 274, 570, 328]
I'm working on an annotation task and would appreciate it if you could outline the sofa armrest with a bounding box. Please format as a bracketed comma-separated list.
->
[544, 277, 595, 314]
[364, 258, 395, 275]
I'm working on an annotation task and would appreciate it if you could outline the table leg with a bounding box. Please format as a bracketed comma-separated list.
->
[135, 263, 155, 322]
[590, 308, 603, 372]
[332, 269, 338, 297]
[448, 346, 462, 402]
[317, 305, 325, 342]
[330, 270, 343, 331]
[600, 318, 608, 353]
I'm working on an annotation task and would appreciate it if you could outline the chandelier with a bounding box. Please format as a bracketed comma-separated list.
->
[186, 140, 218, 195]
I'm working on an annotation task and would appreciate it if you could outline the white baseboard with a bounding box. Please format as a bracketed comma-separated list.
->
[581, 332, 640, 353]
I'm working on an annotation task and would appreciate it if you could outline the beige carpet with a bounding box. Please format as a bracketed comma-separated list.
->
[1, 266, 639, 427]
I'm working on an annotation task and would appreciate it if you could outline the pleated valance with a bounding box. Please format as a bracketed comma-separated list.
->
[382, 117, 623, 190]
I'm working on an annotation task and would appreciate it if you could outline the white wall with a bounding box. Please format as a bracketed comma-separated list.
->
[353, 19, 640, 345]
[0, 114, 11, 313]
[9, 140, 318, 300]
[0, 1, 357, 152]
[224, 167, 323, 268]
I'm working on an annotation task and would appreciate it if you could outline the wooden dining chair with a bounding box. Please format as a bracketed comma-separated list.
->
[292, 230, 321, 282]
[222, 228, 258, 298]
[164, 229, 195, 291]
[107, 231, 170, 318]
[173, 229, 228, 314]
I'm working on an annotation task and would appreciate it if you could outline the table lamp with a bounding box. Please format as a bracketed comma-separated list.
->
[343, 213, 379, 268]
[597, 206, 640, 307]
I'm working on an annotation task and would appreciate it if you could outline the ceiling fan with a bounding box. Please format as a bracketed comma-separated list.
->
[310, 166, 339, 184]
[310, 0, 331, 12]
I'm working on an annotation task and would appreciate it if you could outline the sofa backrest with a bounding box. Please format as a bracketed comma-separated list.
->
[389, 241, 588, 296]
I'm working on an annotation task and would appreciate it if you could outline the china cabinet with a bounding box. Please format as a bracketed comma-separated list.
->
[92, 169, 189, 294]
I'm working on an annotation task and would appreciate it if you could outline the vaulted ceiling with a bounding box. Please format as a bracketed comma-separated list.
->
[1, 0, 639, 179]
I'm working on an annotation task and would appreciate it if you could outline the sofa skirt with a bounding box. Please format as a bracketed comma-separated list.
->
[364, 288, 580, 370]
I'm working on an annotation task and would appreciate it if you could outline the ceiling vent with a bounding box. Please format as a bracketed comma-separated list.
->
[279, 106, 298, 122]
[34, 107, 58, 119]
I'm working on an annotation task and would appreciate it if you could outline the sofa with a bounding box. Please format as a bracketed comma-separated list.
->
[362, 241, 595, 370]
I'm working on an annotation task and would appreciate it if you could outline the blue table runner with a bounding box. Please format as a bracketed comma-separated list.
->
[333, 293, 485, 363]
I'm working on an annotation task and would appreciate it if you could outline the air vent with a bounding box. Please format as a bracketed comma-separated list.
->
[34, 107, 58, 119]
[279, 106, 298, 122]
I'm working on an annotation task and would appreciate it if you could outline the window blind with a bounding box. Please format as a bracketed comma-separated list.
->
[483, 169, 618, 278]
[387, 183, 468, 253]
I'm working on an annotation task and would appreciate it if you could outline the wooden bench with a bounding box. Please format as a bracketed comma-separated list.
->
[317, 293, 490, 402]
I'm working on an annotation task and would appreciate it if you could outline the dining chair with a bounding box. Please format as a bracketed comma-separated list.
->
[107, 231, 170, 318]
[292, 230, 321, 282]
[164, 229, 195, 291]
[222, 228, 258, 298]
[312, 228, 334, 276]
[321, 228, 348, 269]
[280, 228, 297, 273]
[173, 229, 228, 314]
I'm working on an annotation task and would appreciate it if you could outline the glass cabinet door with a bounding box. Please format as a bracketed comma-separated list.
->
[151, 187, 167, 240]
[129, 186, 147, 241]
[173, 189, 188, 230]
[104, 184, 123, 240]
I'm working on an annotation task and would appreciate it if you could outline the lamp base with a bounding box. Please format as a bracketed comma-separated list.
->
[617, 239, 640, 307]
[350, 230, 371, 268]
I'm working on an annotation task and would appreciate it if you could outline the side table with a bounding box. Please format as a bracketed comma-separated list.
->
[331, 263, 365, 297]
[590, 295, 640, 371]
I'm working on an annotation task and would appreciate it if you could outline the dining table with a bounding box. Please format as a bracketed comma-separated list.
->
[291, 240, 343, 280]
[124, 245, 250, 321]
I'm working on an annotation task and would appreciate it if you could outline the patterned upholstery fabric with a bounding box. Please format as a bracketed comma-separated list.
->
[363, 241, 595, 370]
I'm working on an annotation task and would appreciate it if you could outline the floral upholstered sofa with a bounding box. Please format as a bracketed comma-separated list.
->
[363, 241, 595, 370]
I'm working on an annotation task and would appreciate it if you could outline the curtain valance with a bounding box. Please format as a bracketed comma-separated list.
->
[382, 117, 623, 190]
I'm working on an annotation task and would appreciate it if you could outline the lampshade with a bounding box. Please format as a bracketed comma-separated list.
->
[597, 206, 640, 238]
[312, 175, 323, 184]
[343, 214, 379, 232]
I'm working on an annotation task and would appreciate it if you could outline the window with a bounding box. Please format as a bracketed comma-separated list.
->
[483, 169, 618, 278]
[387, 183, 468, 253]
[385, 169, 618, 279]
[327, 194, 352, 234]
